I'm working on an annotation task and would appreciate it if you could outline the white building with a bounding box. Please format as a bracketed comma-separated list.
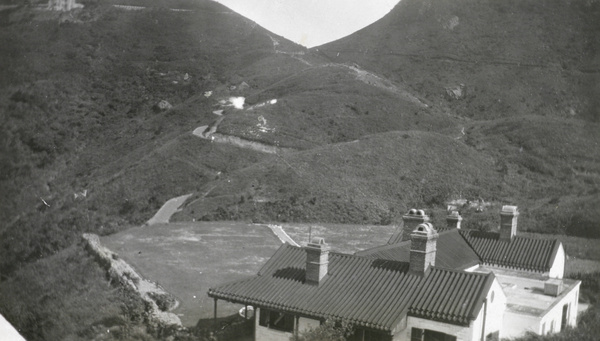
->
[208, 206, 580, 340]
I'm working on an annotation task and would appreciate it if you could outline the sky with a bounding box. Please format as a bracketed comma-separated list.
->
[212, 0, 401, 48]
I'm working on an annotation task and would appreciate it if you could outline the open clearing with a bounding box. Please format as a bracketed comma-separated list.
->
[97, 220, 394, 326]
[100, 222, 281, 326]
[281, 223, 396, 254]
[99, 219, 598, 328]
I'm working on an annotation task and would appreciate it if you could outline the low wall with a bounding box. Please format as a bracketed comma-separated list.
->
[82, 233, 182, 328]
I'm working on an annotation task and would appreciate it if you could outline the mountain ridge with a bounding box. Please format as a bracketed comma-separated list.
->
[0, 0, 599, 339]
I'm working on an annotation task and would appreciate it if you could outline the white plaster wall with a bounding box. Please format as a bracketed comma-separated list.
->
[391, 316, 408, 340]
[254, 308, 293, 341]
[470, 308, 484, 341]
[401, 316, 473, 341]
[549, 244, 565, 279]
[298, 316, 320, 333]
[470, 279, 506, 340]
[502, 282, 580, 338]
[539, 282, 580, 335]
[502, 312, 540, 338]
[394, 279, 504, 341]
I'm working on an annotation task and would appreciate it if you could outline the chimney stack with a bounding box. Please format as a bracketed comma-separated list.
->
[446, 210, 462, 229]
[500, 205, 519, 241]
[388, 209, 430, 244]
[305, 238, 330, 285]
[409, 223, 438, 275]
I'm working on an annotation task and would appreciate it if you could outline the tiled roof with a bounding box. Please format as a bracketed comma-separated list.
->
[208, 244, 495, 330]
[363, 228, 560, 273]
[408, 268, 493, 324]
[459, 230, 560, 272]
[357, 229, 481, 270]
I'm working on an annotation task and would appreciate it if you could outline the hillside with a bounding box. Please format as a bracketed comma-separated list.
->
[172, 0, 600, 236]
[319, 0, 600, 122]
[1, 0, 599, 339]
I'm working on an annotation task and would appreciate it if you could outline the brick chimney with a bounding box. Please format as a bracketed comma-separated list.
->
[305, 238, 330, 285]
[409, 223, 438, 275]
[500, 205, 519, 241]
[446, 210, 462, 229]
[389, 209, 430, 244]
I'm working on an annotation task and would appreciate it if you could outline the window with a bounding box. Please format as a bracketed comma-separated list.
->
[410, 328, 425, 341]
[258, 309, 294, 332]
[411, 327, 456, 341]
[411, 328, 424, 341]
[490, 290, 495, 303]
[542, 322, 546, 335]
[550, 320, 555, 333]
[364, 329, 390, 341]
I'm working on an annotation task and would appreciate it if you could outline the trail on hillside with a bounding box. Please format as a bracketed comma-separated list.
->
[192, 109, 293, 154]
[330, 49, 600, 75]
[265, 224, 300, 246]
[264, 33, 426, 105]
[146, 193, 192, 226]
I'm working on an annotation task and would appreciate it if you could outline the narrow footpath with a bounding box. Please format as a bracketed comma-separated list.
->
[145, 193, 192, 226]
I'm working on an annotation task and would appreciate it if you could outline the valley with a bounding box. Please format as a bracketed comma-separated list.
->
[0, 0, 599, 340]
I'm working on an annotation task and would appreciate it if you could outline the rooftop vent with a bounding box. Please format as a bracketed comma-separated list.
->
[544, 279, 563, 297]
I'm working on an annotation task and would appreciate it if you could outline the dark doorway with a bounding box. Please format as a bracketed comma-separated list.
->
[411, 328, 457, 341]
[561, 303, 569, 330]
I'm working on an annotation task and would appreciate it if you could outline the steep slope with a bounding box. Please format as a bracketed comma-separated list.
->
[318, 0, 600, 122]
[0, 0, 450, 289]
[173, 116, 600, 236]
[2, 0, 600, 338]
[173, 131, 504, 224]
[2, 0, 458, 273]
[0, 0, 284, 276]
[171, 0, 600, 236]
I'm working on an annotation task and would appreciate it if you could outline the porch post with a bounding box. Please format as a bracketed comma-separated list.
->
[213, 298, 218, 326]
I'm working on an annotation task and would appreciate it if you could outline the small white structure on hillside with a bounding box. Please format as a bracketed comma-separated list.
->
[48, 0, 83, 11]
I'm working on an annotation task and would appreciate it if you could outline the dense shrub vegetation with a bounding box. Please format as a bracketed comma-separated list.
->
[0, 0, 599, 339]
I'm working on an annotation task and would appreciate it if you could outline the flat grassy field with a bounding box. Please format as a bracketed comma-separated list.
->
[100, 222, 282, 326]
[281, 223, 395, 254]
[98, 219, 598, 328]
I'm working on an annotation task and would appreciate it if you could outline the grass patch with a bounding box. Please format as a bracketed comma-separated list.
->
[100, 222, 282, 326]
[281, 223, 395, 254]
